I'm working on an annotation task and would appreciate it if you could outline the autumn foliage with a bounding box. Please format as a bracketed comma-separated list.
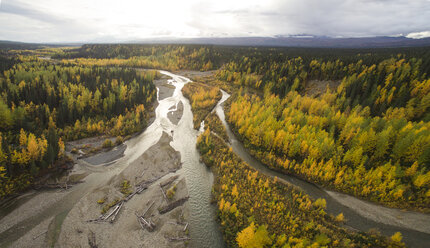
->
[197, 121, 404, 247]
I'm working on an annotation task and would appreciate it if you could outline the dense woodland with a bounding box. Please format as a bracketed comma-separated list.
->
[197, 119, 404, 247]
[56, 44, 220, 71]
[182, 82, 221, 129]
[224, 55, 430, 210]
[0, 55, 157, 197]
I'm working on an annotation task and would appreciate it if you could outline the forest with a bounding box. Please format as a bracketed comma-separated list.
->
[197, 115, 404, 247]
[224, 55, 430, 211]
[182, 81, 221, 129]
[1, 44, 429, 247]
[52, 43, 430, 210]
[0, 55, 157, 197]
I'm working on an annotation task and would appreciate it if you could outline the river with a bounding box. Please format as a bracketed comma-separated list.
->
[214, 89, 430, 248]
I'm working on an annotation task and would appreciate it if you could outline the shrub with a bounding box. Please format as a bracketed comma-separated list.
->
[120, 180, 132, 196]
[115, 136, 124, 145]
[167, 185, 177, 199]
[102, 139, 113, 148]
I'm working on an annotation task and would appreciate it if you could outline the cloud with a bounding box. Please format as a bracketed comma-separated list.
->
[0, 0, 429, 42]
[406, 31, 430, 39]
[0, 1, 66, 24]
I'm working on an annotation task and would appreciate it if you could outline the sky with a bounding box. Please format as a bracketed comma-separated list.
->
[0, 0, 430, 43]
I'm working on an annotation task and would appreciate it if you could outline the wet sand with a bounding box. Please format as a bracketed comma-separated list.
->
[168, 101, 184, 125]
[83, 144, 127, 165]
[155, 77, 176, 101]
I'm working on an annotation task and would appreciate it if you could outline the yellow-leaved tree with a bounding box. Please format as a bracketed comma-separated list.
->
[236, 222, 271, 248]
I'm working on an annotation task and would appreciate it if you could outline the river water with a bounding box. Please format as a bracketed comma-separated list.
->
[214, 89, 430, 248]
[122, 71, 226, 247]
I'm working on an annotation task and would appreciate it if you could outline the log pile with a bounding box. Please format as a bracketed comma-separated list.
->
[136, 201, 156, 232]
[137, 215, 156, 232]
[87, 176, 161, 223]
[159, 197, 189, 214]
[87, 201, 124, 223]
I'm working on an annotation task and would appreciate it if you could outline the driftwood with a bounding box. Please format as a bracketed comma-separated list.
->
[159, 184, 168, 202]
[33, 230, 47, 240]
[159, 197, 189, 214]
[160, 175, 179, 187]
[102, 202, 122, 221]
[124, 191, 137, 202]
[136, 213, 156, 232]
[135, 201, 157, 232]
[125, 175, 162, 202]
[183, 222, 189, 231]
[87, 201, 123, 223]
[166, 236, 191, 242]
[141, 201, 155, 217]
[88, 230, 98, 248]
[110, 201, 123, 223]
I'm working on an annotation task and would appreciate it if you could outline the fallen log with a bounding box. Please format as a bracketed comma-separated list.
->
[159, 184, 168, 202]
[136, 184, 148, 194]
[183, 222, 189, 231]
[136, 216, 156, 231]
[141, 201, 155, 217]
[110, 201, 123, 223]
[33, 230, 47, 240]
[160, 175, 179, 187]
[166, 236, 191, 242]
[124, 191, 137, 202]
[137, 215, 146, 230]
[102, 201, 122, 221]
[159, 197, 189, 214]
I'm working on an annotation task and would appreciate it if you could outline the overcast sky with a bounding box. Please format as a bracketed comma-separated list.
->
[0, 0, 430, 43]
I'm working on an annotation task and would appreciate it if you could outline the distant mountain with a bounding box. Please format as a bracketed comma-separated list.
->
[0, 40, 71, 50]
[0, 40, 45, 50]
[129, 36, 430, 48]
[2, 36, 430, 48]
